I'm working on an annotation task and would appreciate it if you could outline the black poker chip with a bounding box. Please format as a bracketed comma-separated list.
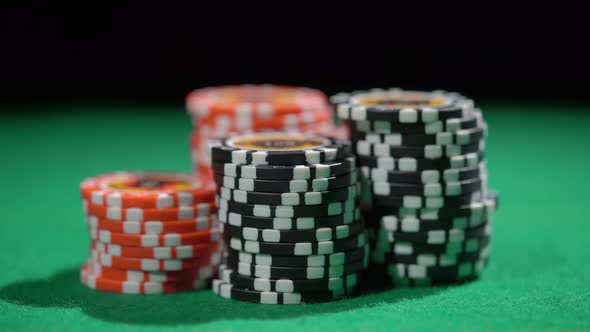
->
[379, 214, 489, 233]
[211, 157, 356, 180]
[383, 245, 490, 266]
[381, 260, 487, 287]
[224, 231, 368, 256]
[359, 163, 486, 184]
[218, 182, 360, 206]
[222, 257, 368, 280]
[220, 219, 365, 243]
[349, 112, 483, 134]
[218, 208, 361, 230]
[371, 191, 486, 209]
[214, 171, 358, 193]
[224, 245, 369, 267]
[217, 196, 358, 218]
[332, 89, 473, 122]
[212, 278, 355, 304]
[375, 234, 492, 257]
[381, 191, 498, 220]
[352, 126, 486, 147]
[386, 256, 489, 279]
[356, 152, 484, 172]
[218, 264, 360, 292]
[209, 132, 352, 166]
[367, 177, 486, 197]
[353, 139, 484, 159]
[384, 223, 492, 245]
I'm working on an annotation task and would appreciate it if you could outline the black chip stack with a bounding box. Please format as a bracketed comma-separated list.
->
[331, 88, 499, 287]
[209, 132, 368, 304]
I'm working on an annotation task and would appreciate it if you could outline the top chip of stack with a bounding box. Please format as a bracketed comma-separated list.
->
[210, 132, 368, 304]
[209, 132, 352, 166]
[331, 88, 498, 287]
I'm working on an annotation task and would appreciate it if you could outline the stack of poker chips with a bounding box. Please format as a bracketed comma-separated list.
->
[209, 132, 368, 304]
[79, 172, 221, 294]
[185, 85, 345, 177]
[332, 88, 498, 286]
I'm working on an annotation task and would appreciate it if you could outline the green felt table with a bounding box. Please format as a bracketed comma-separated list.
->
[1, 101, 590, 332]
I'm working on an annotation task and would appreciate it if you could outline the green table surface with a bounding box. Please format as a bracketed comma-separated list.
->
[1, 101, 590, 332]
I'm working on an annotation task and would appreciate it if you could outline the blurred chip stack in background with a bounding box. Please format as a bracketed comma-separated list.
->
[332, 88, 499, 286]
[185, 85, 347, 177]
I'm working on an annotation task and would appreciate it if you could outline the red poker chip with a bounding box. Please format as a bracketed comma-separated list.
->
[84, 260, 218, 282]
[85, 215, 217, 235]
[80, 265, 213, 294]
[194, 108, 332, 132]
[88, 227, 218, 247]
[91, 240, 220, 260]
[83, 200, 216, 222]
[88, 249, 221, 272]
[80, 172, 216, 209]
[186, 85, 328, 118]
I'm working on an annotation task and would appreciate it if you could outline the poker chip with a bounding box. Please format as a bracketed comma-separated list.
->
[80, 265, 211, 294]
[387, 257, 489, 279]
[354, 140, 484, 159]
[367, 177, 486, 197]
[223, 257, 368, 279]
[224, 245, 369, 267]
[225, 231, 367, 256]
[80, 172, 216, 209]
[350, 110, 483, 134]
[218, 183, 360, 206]
[333, 87, 499, 287]
[89, 248, 221, 272]
[384, 223, 492, 245]
[86, 215, 217, 234]
[219, 220, 365, 243]
[92, 241, 220, 260]
[212, 278, 355, 304]
[389, 192, 498, 220]
[214, 171, 358, 193]
[332, 89, 473, 122]
[360, 163, 486, 184]
[196, 108, 333, 132]
[379, 215, 489, 233]
[353, 126, 487, 146]
[85, 260, 218, 282]
[80, 171, 220, 294]
[211, 157, 356, 180]
[89, 227, 219, 247]
[209, 132, 352, 166]
[218, 209, 361, 230]
[218, 197, 357, 218]
[372, 234, 492, 264]
[356, 152, 484, 172]
[383, 245, 491, 267]
[83, 200, 216, 222]
[371, 191, 486, 209]
[187, 85, 328, 117]
[218, 265, 360, 293]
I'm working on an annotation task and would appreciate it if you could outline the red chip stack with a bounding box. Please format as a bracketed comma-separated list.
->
[79, 172, 221, 294]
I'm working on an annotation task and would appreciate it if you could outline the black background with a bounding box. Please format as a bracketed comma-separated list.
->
[2, 4, 588, 102]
